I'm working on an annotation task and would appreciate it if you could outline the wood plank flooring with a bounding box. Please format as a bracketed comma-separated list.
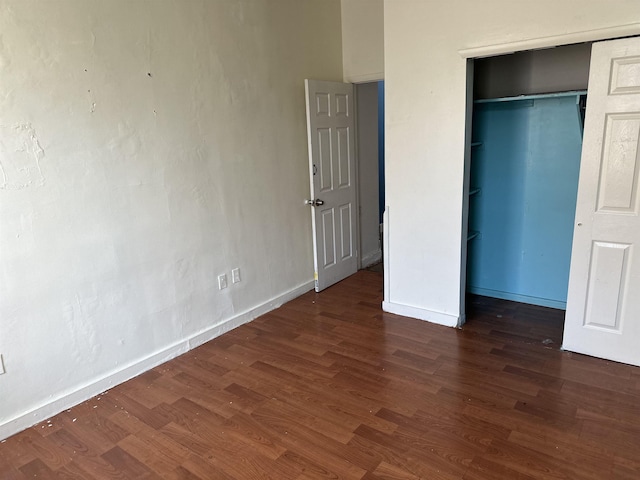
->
[2, 270, 639, 479]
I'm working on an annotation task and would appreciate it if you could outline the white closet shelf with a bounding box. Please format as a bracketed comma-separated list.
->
[474, 90, 587, 104]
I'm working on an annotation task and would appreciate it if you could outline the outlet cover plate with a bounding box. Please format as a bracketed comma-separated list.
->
[232, 268, 241, 284]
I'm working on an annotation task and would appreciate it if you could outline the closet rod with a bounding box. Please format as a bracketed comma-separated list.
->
[475, 90, 587, 104]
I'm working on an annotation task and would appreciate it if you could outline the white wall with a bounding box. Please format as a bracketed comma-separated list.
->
[341, 0, 384, 82]
[383, 0, 640, 325]
[356, 83, 381, 267]
[0, 0, 343, 439]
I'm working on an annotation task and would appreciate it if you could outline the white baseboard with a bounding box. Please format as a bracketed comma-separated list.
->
[361, 249, 382, 269]
[382, 300, 461, 328]
[0, 280, 314, 441]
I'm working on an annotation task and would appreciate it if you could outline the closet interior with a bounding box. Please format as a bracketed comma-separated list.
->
[466, 43, 592, 310]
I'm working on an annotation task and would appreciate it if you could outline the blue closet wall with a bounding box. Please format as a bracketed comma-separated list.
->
[467, 94, 584, 309]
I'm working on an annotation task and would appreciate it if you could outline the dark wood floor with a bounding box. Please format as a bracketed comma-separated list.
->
[2, 271, 639, 479]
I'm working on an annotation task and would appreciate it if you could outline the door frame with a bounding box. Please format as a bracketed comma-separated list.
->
[305, 79, 384, 285]
[353, 83, 363, 271]
[458, 26, 640, 326]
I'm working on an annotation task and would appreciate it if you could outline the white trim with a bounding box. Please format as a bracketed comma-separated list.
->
[382, 300, 460, 328]
[458, 23, 640, 59]
[383, 207, 390, 303]
[0, 280, 314, 441]
[344, 71, 384, 84]
[354, 82, 362, 271]
[361, 249, 382, 269]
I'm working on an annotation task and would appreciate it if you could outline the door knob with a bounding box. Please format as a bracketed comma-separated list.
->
[305, 199, 325, 207]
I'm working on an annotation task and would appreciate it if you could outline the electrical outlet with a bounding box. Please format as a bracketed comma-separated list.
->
[218, 274, 228, 290]
[0, 354, 5, 375]
[231, 268, 241, 284]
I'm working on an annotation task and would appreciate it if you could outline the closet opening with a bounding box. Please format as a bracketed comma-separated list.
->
[463, 43, 592, 329]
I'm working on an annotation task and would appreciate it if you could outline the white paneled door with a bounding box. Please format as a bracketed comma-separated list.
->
[304, 79, 358, 292]
[564, 37, 640, 367]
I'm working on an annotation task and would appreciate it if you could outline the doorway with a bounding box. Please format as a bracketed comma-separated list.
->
[356, 81, 385, 272]
[463, 43, 591, 320]
[304, 79, 384, 292]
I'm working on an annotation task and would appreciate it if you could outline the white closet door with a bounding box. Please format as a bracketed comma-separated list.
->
[563, 37, 640, 367]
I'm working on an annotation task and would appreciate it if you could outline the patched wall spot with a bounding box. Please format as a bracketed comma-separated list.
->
[0, 124, 45, 189]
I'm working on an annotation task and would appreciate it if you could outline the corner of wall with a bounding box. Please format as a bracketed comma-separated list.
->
[0, 280, 314, 441]
[382, 300, 460, 328]
[340, 0, 384, 85]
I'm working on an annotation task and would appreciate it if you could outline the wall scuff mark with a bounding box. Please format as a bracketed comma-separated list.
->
[0, 124, 45, 189]
[63, 293, 101, 366]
